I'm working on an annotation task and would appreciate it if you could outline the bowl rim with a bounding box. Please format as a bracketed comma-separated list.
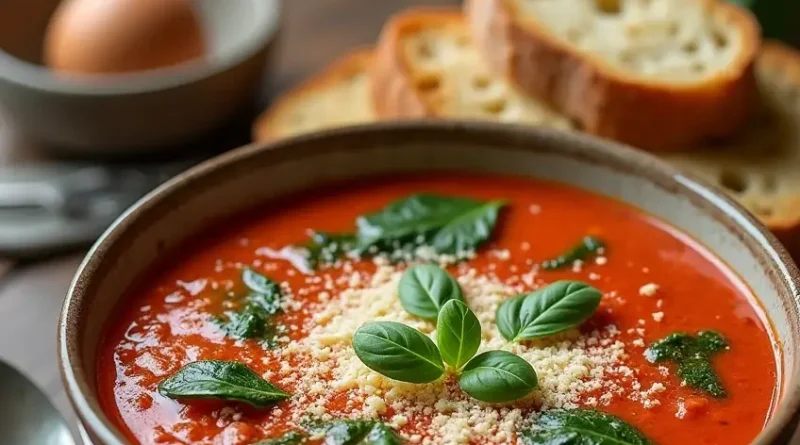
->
[0, 0, 281, 96]
[59, 121, 800, 445]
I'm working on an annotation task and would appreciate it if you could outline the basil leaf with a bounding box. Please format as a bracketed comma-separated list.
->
[542, 236, 604, 270]
[496, 280, 602, 342]
[217, 269, 284, 341]
[645, 330, 729, 397]
[437, 300, 481, 369]
[254, 431, 306, 445]
[458, 351, 537, 403]
[302, 231, 357, 269]
[158, 360, 290, 407]
[305, 419, 404, 445]
[521, 409, 653, 445]
[399, 264, 464, 319]
[353, 321, 444, 383]
[243, 268, 282, 315]
[355, 194, 505, 255]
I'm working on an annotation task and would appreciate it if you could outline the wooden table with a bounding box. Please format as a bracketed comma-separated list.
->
[0, 0, 458, 439]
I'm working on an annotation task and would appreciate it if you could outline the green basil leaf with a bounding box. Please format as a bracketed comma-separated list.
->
[243, 268, 283, 314]
[541, 236, 604, 270]
[496, 280, 602, 342]
[305, 419, 404, 445]
[458, 350, 537, 403]
[353, 321, 444, 383]
[254, 431, 306, 445]
[399, 264, 464, 319]
[521, 409, 653, 445]
[158, 360, 290, 407]
[645, 330, 729, 397]
[355, 194, 505, 255]
[302, 231, 357, 269]
[437, 300, 481, 369]
[221, 306, 269, 339]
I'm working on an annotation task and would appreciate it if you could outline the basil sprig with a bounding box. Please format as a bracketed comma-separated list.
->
[437, 300, 481, 369]
[458, 351, 538, 403]
[158, 360, 290, 407]
[496, 280, 602, 342]
[541, 236, 604, 270]
[399, 264, 465, 320]
[645, 330, 729, 397]
[253, 431, 306, 445]
[521, 409, 653, 445]
[353, 321, 445, 383]
[354, 272, 539, 403]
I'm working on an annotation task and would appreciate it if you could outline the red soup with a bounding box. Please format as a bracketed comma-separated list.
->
[98, 174, 778, 445]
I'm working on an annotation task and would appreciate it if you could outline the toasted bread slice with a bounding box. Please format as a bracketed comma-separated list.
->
[665, 41, 800, 252]
[252, 49, 375, 142]
[465, 0, 761, 151]
[372, 8, 572, 129]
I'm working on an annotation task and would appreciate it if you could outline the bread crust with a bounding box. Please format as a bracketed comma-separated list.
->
[465, 0, 761, 151]
[372, 8, 466, 118]
[252, 49, 374, 142]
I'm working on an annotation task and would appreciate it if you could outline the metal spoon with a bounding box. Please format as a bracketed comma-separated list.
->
[0, 360, 77, 445]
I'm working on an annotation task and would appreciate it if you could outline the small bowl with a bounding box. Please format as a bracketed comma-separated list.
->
[59, 122, 800, 444]
[0, 0, 281, 155]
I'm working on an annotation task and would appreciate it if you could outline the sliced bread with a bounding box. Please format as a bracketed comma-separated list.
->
[465, 0, 761, 151]
[371, 8, 572, 129]
[664, 41, 800, 253]
[252, 49, 375, 142]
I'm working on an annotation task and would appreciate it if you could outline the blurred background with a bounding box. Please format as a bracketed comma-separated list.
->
[0, 0, 797, 441]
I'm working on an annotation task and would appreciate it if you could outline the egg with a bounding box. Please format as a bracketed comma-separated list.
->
[43, 0, 206, 74]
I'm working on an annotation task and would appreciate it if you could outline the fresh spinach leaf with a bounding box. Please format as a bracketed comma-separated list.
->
[521, 408, 653, 445]
[158, 360, 290, 407]
[645, 330, 729, 397]
[353, 321, 444, 383]
[542, 236, 604, 270]
[304, 419, 404, 445]
[355, 194, 506, 256]
[253, 431, 306, 445]
[437, 299, 481, 369]
[217, 269, 284, 341]
[399, 264, 464, 319]
[496, 280, 602, 342]
[458, 350, 537, 403]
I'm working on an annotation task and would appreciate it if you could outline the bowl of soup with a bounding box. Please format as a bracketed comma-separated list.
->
[59, 122, 800, 445]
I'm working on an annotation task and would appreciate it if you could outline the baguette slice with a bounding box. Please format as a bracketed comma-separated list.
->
[371, 8, 572, 130]
[665, 41, 800, 253]
[252, 49, 375, 142]
[465, 0, 761, 151]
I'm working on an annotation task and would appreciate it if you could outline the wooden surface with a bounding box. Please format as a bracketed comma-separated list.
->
[0, 0, 458, 439]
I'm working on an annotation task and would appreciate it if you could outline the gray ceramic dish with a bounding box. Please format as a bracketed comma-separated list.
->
[59, 122, 800, 444]
[0, 0, 281, 154]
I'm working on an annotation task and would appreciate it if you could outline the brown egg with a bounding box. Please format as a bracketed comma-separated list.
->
[43, 0, 206, 74]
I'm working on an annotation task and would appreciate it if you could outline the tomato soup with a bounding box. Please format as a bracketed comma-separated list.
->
[98, 174, 777, 445]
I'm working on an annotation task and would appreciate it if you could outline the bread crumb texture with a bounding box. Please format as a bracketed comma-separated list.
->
[515, 0, 742, 81]
[255, 258, 665, 444]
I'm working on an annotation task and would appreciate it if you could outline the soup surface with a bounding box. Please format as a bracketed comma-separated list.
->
[98, 174, 777, 445]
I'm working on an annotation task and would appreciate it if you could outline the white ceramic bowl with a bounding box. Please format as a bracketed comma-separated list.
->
[0, 0, 281, 154]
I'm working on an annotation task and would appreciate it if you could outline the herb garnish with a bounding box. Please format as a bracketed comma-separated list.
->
[521, 409, 653, 445]
[158, 360, 290, 407]
[304, 419, 405, 445]
[458, 350, 538, 403]
[437, 300, 481, 369]
[297, 194, 506, 268]
[254, 431, 306, 445]
[352, 321, 445, 384]
[496, 280, 602, 342]
[399, 264, 465, 320]
[644, 330, 729, 397]
[217, 268, 284, 342]
[354, 271, 539, 403]
[542, 236, 604, 270]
